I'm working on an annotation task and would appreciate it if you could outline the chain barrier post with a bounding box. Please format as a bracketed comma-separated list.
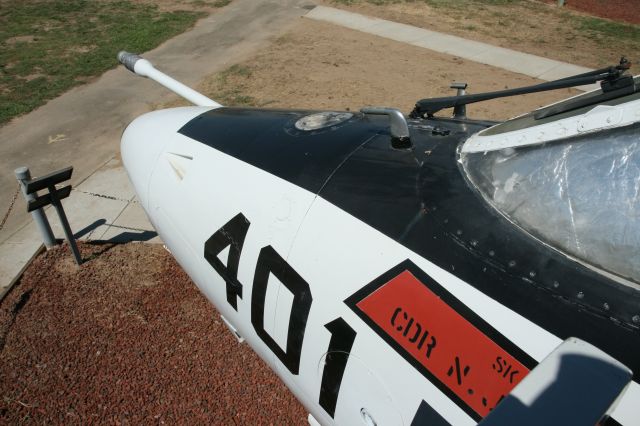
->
[20, 166, 81, 265]
[14, 166, 56, 249]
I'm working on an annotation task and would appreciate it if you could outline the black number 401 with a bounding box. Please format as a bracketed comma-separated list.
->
[204, 213, 356, 418]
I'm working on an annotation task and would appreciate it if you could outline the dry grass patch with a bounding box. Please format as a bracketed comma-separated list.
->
[187, 19, 577, 121]
[323, 0, 639, 69]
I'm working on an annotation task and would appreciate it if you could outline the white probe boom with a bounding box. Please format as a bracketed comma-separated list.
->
[117, 51, 222, 108]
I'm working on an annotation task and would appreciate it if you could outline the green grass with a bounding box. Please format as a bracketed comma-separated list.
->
[209, 64, 257, 106]
[574, 15, 640, 44]
[219, 64, 253, 80]
[0, 0, 206, 125]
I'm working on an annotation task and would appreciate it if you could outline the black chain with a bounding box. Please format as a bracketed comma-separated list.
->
[0, 187, 137, 232]
[0, 184, 21, 231]
[72, 189, 137, 203]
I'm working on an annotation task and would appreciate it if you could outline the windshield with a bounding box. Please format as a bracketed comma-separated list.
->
[461, 122, 640, 284]
[482, 77, 640, 137]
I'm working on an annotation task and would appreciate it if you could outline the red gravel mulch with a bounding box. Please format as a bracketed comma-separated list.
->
[0, 242, 307, 424]
[540, 0, 640, 25]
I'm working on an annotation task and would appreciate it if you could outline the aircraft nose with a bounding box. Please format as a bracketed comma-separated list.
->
[121, 107, 209, 210]
[121, 111, 167, 210]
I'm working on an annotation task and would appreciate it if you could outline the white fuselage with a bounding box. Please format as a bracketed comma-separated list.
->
[121, 106, 640, 425]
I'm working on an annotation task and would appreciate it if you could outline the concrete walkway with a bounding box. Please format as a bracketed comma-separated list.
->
[0, 3, 601, 299]
[306, 6, 596, 91]
[0, 0, 312, 244]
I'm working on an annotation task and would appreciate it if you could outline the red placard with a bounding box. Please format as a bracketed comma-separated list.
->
[355, 269, 530, 418]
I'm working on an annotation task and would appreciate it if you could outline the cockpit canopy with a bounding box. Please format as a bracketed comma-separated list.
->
[461, 93, 640, 285]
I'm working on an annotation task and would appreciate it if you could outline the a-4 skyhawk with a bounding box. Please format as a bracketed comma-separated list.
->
[118, 51, 640, 425]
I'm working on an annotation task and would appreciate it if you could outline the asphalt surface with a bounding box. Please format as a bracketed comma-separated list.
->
[0, 0, 313, 244]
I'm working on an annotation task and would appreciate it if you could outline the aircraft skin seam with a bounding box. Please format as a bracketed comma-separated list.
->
[284, 131, 380, 260]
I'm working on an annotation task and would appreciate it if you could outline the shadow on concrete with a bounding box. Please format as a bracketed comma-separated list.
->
[74, 220, 157, 243]
[74, 218, 107, 239]
[102, 224, 157, 243]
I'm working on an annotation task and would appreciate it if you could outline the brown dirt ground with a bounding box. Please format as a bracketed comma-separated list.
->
[320, 0, 639, 69]
[0, 242, 307, 424]
[187, 18, 579, 121]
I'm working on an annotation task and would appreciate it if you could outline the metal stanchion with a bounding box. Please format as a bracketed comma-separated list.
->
[14, 167, 56, 249]
[48, 185, 82, 265]
[17, 165, 82, 265]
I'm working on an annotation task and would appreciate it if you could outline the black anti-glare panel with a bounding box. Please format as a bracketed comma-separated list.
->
[179, 108, 386, 195]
